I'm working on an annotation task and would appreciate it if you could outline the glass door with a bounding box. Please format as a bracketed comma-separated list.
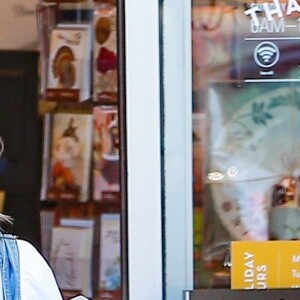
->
[108, 0, 300, 298]
[191, 0, 300, 293]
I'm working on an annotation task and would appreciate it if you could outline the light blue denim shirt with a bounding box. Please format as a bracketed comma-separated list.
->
[0, 232, 20, 300]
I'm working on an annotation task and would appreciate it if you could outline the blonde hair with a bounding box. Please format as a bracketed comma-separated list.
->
[0, 213, 13, 225]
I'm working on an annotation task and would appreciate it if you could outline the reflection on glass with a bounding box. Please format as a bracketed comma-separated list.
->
[192, 0, 300, 289]
[207, 171, 224, 181]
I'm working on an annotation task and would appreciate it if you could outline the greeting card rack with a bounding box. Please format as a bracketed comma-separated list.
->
[36, 0, 126, 299]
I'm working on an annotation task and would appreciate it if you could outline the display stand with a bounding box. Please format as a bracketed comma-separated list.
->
[36, 0, 124, 299]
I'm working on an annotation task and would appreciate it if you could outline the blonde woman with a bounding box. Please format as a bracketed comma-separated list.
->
[0, 138, 62, 299]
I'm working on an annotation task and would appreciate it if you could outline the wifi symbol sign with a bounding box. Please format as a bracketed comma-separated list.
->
[254, 42, 280, 68]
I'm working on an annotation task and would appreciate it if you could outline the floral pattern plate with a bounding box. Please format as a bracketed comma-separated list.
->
[206, 81, 300, 241]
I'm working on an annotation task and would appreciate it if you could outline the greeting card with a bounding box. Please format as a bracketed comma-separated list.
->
[46, 112, 93, 202]
[50, 226, 93, 296]
[93, 4, 118, 104]
[47, 24, 92, 102]
[99, 214, 121, 300]
[93, 106, 120, 202]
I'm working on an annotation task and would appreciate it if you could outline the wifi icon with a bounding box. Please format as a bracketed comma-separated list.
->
[254, 41, 279, 68]
[257, 46, 276, 62]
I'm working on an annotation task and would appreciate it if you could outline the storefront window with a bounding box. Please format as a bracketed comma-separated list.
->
[192, 0, 300, 289]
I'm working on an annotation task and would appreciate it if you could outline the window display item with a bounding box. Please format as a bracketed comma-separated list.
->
[93, 106, 120, 202]
[192, 0, 300, 292]
[46, 112, 93, 202]
[46, 24, 92, 102]
[206, 81, 300, 239]
[201, 80, 300, 287]
[99, 213, 121, 300]
[270, 176, 300, 240]
[93, 4, 118, 104]
[192, 4, 235, 92]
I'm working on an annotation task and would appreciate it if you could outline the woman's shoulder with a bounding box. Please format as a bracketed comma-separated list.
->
[17, 239, 48, 267]
[17, 238, 54, 276]
[16, 239, 39, 255]
[16, 239, 63, 300]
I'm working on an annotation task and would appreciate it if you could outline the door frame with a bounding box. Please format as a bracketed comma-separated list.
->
[125, 0, 193, 299]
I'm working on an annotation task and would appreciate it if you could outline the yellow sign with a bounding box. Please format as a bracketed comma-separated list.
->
[231, 241, 300, 289]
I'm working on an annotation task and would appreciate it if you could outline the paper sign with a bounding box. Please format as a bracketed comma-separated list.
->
[231, 241, 300, 289]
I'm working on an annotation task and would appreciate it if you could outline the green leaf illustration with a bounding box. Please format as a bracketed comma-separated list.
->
[252, 102, 273, 125]
[267, 96, 289, 109]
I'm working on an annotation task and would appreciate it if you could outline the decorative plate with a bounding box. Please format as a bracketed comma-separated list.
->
[206, 81, 300, 241]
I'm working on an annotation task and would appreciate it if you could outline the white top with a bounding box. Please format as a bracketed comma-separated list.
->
[0, 239, 63, 300]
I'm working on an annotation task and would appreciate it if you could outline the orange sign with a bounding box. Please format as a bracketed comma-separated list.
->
[231, 241, 300, 289]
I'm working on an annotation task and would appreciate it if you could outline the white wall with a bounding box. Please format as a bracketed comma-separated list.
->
[0, 1, 38, 50]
